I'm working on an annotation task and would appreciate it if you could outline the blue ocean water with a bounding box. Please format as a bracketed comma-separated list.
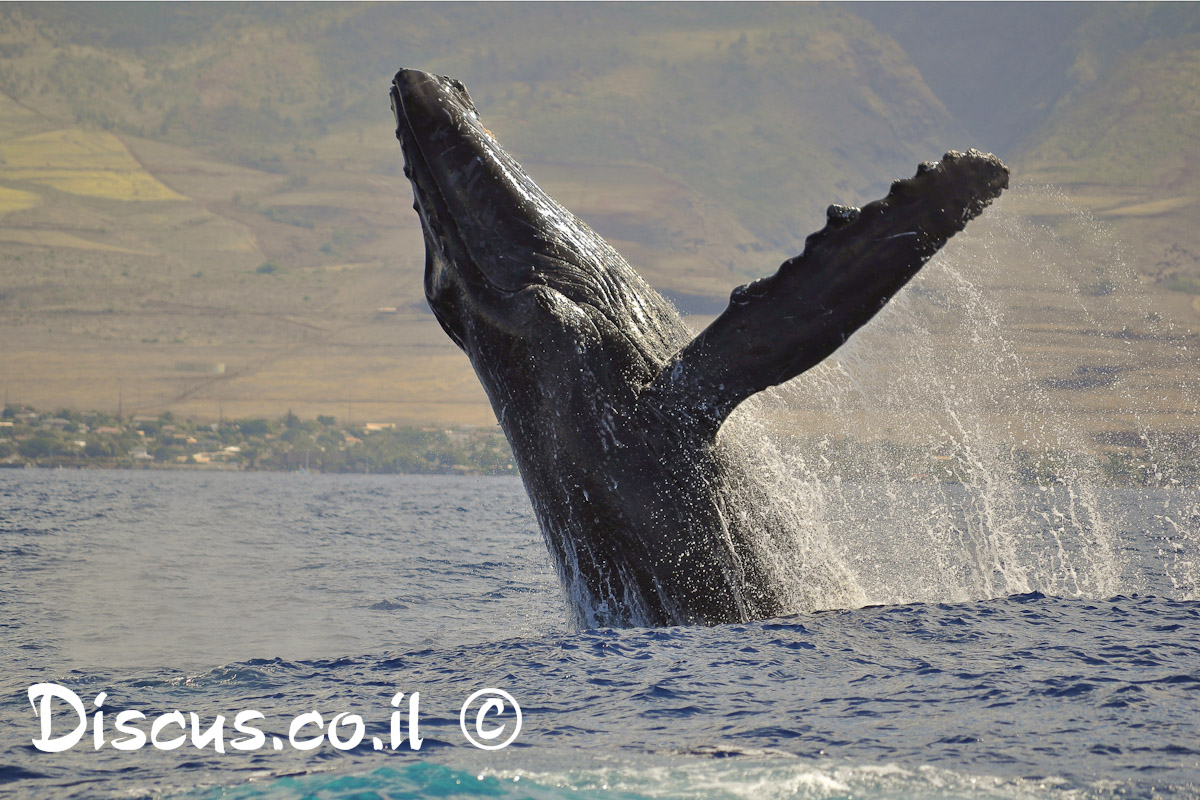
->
[1, 470, 1198, 799]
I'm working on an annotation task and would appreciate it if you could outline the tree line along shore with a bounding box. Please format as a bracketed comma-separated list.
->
[2, 404, 1194, 488]
[0, 406, 516, 475]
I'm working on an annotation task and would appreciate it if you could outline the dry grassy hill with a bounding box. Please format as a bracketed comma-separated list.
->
[0, 3, 965, 425]
[0, 3, 1196, 468]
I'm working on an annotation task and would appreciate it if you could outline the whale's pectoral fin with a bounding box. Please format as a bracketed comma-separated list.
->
[644, 150, 1009, 441]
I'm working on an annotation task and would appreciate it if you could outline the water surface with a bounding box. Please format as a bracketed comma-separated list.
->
[1, 470, 1197, 799]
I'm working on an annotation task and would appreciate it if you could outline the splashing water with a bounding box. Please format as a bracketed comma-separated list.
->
[725, 183, 1200, 611]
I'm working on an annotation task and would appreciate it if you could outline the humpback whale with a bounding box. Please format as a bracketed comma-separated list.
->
[390, 69, 1008, 628]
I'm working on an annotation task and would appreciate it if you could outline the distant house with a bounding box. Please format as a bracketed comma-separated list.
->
[180, 448, 240, 464]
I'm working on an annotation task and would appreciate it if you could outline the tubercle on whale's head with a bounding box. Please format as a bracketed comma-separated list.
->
[390, 69, 627, 353]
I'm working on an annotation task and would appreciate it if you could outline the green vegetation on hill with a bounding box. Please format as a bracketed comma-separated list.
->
[4, 403, 1194, 489]
[0, 405, 515, 474]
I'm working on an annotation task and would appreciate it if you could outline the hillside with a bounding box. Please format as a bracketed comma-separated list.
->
[860, 2, 1200, 296]
[0, 3, 966, 425]
[0, 2, 1196, 468]
[1019, 13, 1200, 298]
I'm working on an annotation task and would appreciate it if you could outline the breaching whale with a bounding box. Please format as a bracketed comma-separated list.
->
[390, 69, 1008, 627]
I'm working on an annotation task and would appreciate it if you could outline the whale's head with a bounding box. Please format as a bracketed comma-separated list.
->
[390, 68, 688, 423]
[391, 69, 681, 351]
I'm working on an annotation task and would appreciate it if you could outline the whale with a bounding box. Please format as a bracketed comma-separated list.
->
[390, 69, 1009, 627]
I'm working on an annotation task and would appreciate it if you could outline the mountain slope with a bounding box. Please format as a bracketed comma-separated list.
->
[1018, 7, 1200, 295]
[0, 3, 968, 425]
[0, 3, 1195, 448]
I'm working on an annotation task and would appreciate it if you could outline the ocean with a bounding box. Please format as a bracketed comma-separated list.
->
[1, 469, 1197, 799]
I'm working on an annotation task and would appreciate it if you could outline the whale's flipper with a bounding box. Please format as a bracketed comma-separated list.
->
[645, 150, 1009, 440]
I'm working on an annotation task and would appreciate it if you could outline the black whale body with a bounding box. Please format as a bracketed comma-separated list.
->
[390, 69, 1009, 627]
